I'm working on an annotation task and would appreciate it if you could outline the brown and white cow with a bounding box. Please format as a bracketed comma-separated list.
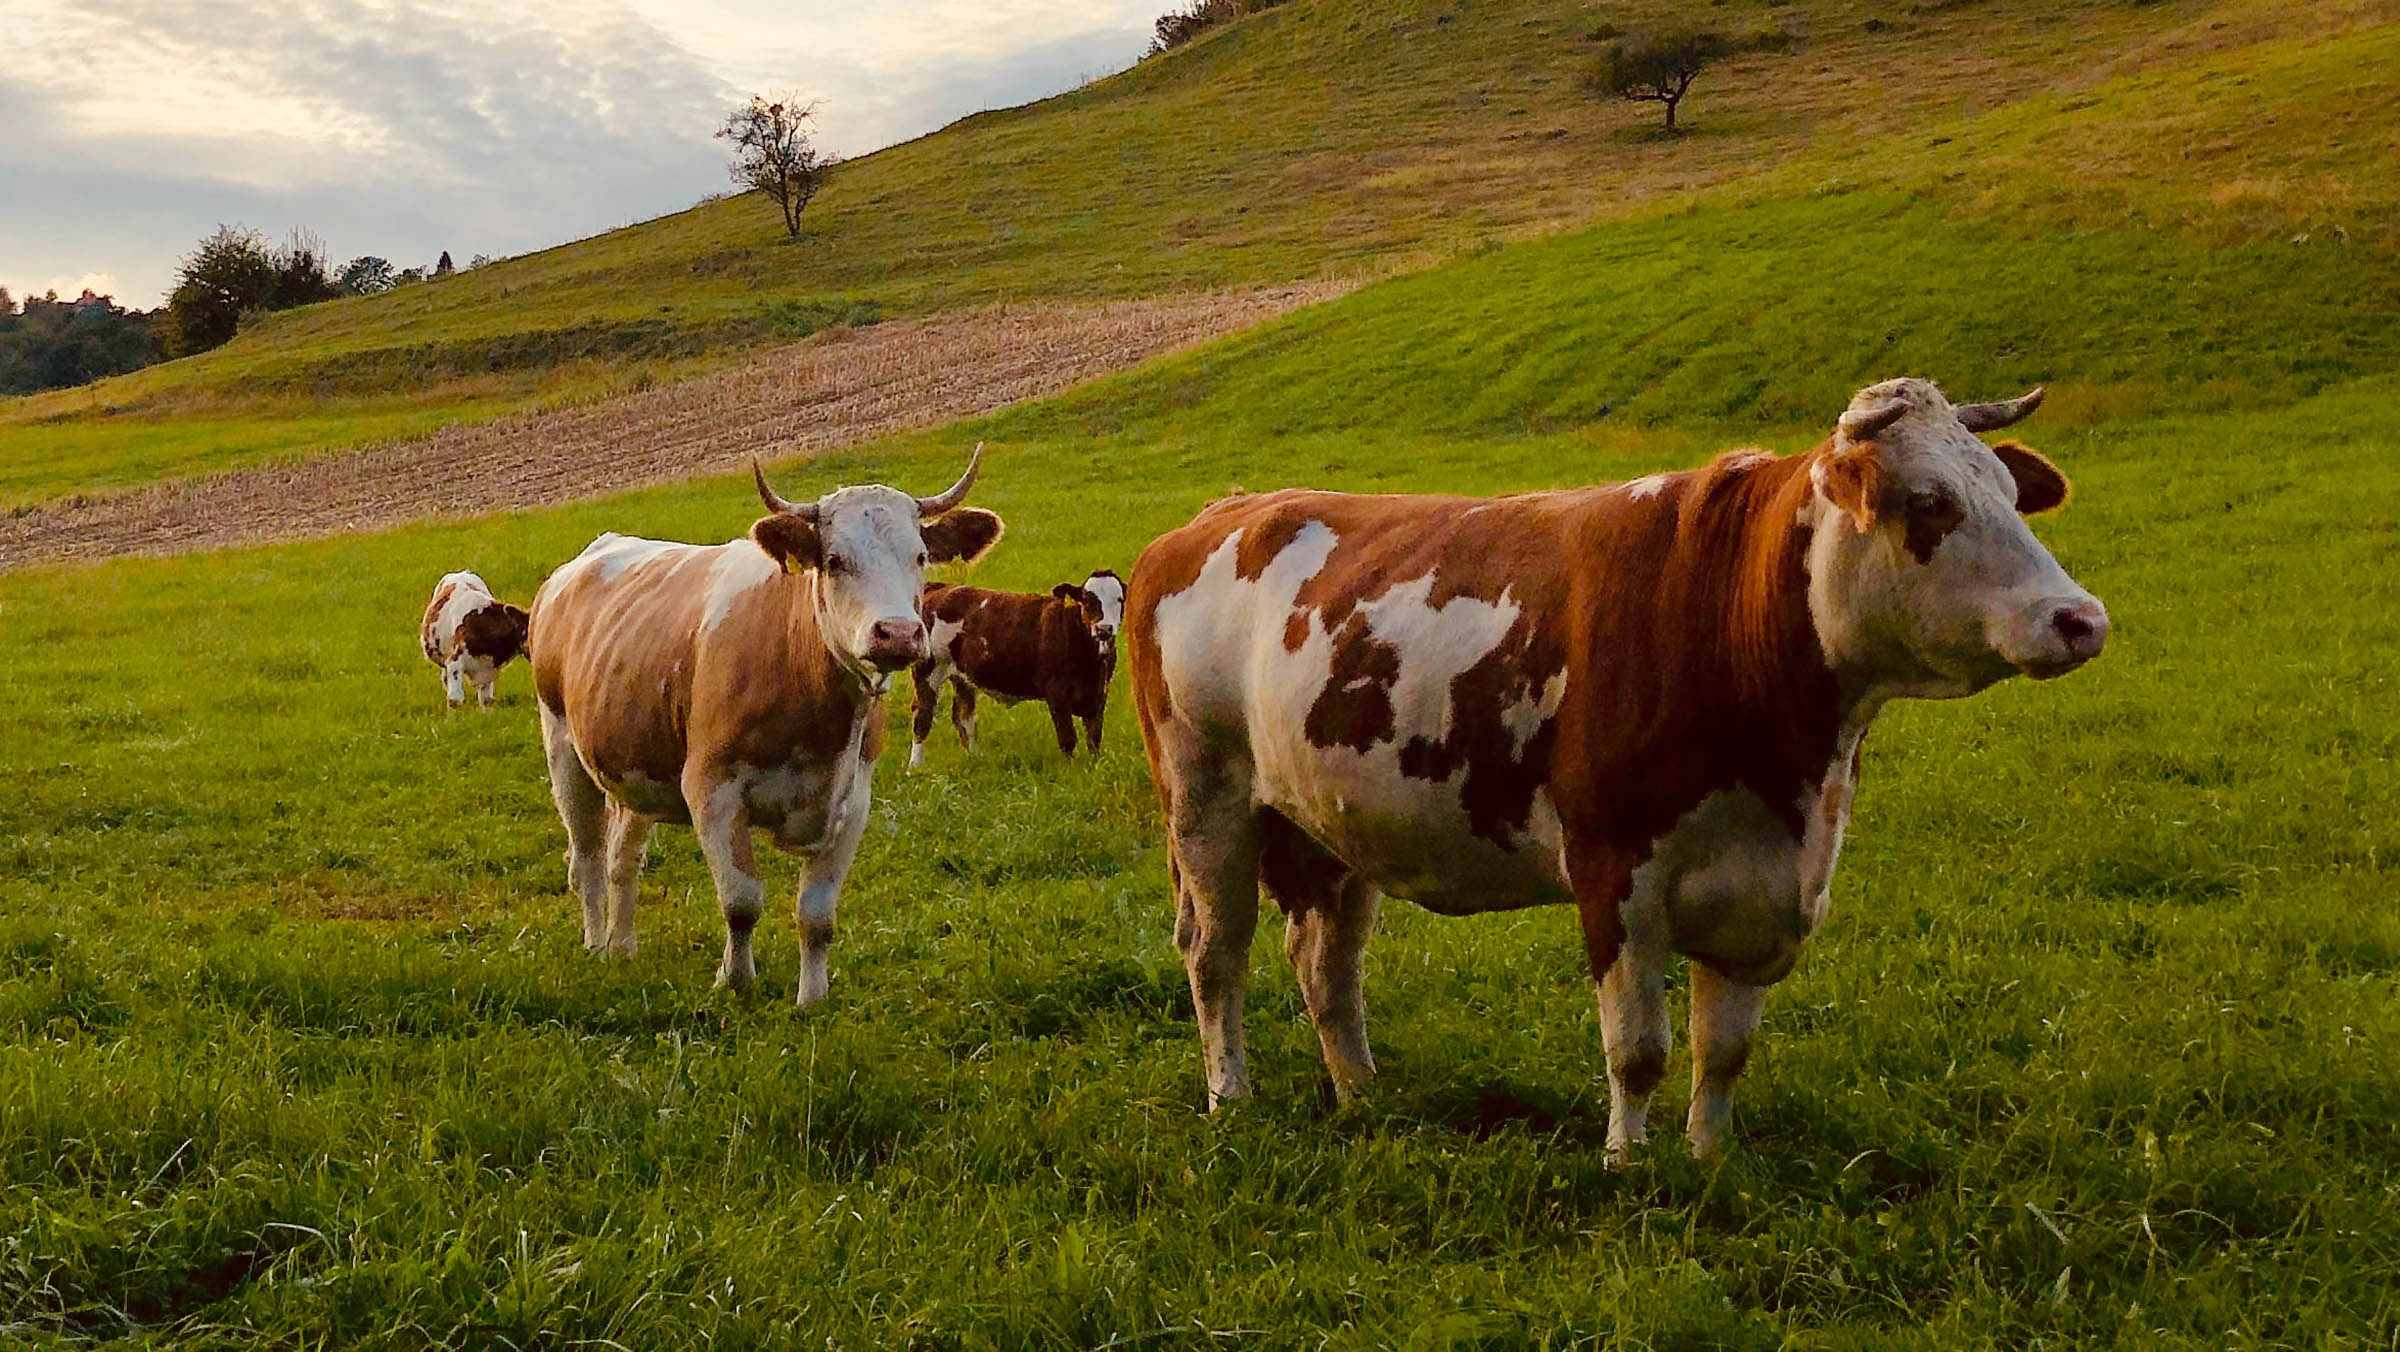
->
[1126, 379, 2107, 1157]
[908, 569, 1124, 767]
[420, 571, 530, 708]
[529, 449, 1003, 1004]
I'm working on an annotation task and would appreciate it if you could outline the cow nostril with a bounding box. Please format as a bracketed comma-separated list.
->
[2052, 609, 2093, 642]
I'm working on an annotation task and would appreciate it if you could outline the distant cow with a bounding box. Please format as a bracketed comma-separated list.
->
[419, 571, 530, 708]
[1126, 379, 2107, 1158]
[909, 569, 1125, 767]
[529, 448, 1003, 1004]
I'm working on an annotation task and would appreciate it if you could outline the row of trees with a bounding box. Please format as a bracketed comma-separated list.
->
[164, 227, 484, 359]
[0, 289, 162, 396]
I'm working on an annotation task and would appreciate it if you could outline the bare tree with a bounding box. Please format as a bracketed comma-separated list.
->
[718, 95, 834, 238]
[1592, 30, 1735, 132]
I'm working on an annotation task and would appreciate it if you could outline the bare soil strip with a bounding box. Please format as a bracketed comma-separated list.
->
[0, 285, 1343, 571]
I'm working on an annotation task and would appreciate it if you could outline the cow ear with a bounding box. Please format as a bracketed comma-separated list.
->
[923, 508, 1004, 566]
[1991, 441, 2070, 515]
[503, 603, 529, 631]
[1819, 449, 1885, 533]
[1051, 582, 1088, 604]
[750, 514, 821, 574]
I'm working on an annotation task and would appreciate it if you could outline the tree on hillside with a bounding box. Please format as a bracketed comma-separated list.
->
[339, 255, 397, 295]
[434, 250, 455, 278]
[718, 95, 834, 238]
[1590, 30, 1734, 132]
[164, 225, 343, 356]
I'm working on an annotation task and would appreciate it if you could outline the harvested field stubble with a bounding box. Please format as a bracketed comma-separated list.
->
[0, 287, 1342, 570]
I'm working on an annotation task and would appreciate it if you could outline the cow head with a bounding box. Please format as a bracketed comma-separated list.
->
[1081, 569, 1126, 646]
[1806, 379, 2108, 697]
[460, 602, 532, 666]
[750, 446, 1006, 683]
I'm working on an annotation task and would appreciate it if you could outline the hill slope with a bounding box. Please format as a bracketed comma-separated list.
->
[10, 0, 2391, 507]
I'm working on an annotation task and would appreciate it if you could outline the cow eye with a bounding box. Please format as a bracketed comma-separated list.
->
[914, 551, 928, 568]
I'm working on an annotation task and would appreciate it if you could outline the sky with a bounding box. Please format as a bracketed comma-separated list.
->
[0, 0, 1164, 308]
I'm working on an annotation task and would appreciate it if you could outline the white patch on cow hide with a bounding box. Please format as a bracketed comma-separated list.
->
[574, 532, 680, 583]
[1155, 525, 1567, 913]
[1622, 473, 1672, 501]
[703, 540, 781, 632]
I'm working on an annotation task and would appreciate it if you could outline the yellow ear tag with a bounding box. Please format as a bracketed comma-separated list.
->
[780, 556, 798, 575]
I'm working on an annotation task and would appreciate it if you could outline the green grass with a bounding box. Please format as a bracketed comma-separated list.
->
[4, 367, 2397, 1343]
[10, 0, 2382, 504]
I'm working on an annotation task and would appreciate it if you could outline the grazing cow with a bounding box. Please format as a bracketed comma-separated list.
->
[909, 569, 1125, 767]
[419, 571, 530, 708]
[528, 449, 1003, 1003]
[1126, 379, 2107, 1157]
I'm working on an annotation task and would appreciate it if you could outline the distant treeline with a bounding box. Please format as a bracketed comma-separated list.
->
[0, 289, 162, 396]
[1149, 0, 1291, 54]
[5, 226, 489, 396]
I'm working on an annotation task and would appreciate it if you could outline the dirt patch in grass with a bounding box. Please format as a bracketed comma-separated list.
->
[0, 286, 1341, 569]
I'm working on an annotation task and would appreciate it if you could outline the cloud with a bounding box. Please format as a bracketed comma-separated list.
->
[1, 0, 1162, 308]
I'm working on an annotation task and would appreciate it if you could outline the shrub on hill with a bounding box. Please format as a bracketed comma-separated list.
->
[1149, 0, 1289, 54]
[164, 226, 345, 357]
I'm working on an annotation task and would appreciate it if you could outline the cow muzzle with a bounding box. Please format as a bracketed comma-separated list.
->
[862, 617, 928, 671]
[2006, 595, 2110, 679]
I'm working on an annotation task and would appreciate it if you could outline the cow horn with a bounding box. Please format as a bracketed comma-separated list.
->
[752, 460, 818, 522]
[1839, 398, 1911, 442]
[916, 442, 983, 517]
[1954, 386, 2045, 433]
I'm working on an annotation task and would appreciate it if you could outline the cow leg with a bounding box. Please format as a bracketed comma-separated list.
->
[442, 657, 467, 709]
[794, 764, 871, 1008]
[1048, 699, 1079, 758]
[950, 679, 979, 751]
[600, 804, 652, 956]
[1267, 813, 1378, 1103]
[908, 662, 941, 770]
[1596, 930, 1672, 1162]
[690, 779, 764, 994]
[1167, 765, 1261, 1109]
[1685, 962, 1769, 1158]
[1571, 844, 1658, 1162]
[1080, 706, 1104, 754]
[539, 704, 609, 949]
[473, 664, 499, 709]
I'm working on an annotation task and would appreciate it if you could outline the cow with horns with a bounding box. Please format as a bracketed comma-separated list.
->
[1126, 380, 2107, 1157]
[529, 447, 1003, 1004]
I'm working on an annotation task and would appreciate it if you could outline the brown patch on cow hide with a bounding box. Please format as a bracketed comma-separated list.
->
[1302, 611, 1401, 752]
[1901, 487, 1965, 565]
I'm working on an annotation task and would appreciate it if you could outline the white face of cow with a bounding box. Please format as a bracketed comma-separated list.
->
[749, 451, 1006, 684]
[1082, 570, 1126, 644]
[1806, 379, 2108, 698]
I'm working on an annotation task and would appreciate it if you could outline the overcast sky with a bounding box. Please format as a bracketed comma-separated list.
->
[0, 0, 1162, 307]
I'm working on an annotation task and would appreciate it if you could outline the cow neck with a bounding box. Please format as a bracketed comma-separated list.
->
[787, 567, 882, 718]
[1579, 446, 1862, 829]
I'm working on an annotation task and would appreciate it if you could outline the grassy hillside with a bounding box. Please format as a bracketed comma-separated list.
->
[8, 0, 2393, 506]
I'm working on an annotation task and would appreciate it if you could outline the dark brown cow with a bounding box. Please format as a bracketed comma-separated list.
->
[420, 571, 530, 708]
[908, 569, 1124, 766]
[529, 449, 1002, 1004]
[1125, 378, 2108, 1158]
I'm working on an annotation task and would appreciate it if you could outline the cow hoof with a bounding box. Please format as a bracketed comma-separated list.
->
[714, 965, 757, 995]
[606, 935, 637, 958]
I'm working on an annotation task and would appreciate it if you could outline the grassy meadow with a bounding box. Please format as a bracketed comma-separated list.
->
[7, 0, 2392, 506]
[4, 314, 2398, 1342]
[7, 0, 2400, 1342]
